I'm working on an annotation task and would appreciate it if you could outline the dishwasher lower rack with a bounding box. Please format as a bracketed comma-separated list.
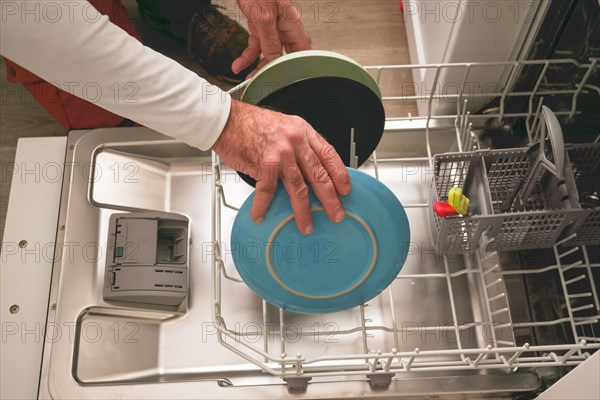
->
[209, 59, 600, 392]
[211, 156, 599, 391]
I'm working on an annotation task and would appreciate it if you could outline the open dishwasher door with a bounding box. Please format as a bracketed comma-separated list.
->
[2, 58, 599, 399]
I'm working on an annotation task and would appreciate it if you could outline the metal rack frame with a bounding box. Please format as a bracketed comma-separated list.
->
[210, 59, 600, 390]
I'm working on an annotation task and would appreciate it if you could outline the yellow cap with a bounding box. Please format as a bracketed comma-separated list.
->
[448, 187, 470, 215]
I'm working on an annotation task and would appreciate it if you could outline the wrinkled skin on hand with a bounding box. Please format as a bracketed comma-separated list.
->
[232, 0, 311, 78]
[212, 100, 351, 234]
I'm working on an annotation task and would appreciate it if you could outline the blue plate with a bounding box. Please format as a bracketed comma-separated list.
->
[231, 168, 410, 314]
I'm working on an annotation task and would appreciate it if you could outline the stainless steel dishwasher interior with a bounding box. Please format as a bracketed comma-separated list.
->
[35, 126, 578, 399]
[39, 59, 600, 399]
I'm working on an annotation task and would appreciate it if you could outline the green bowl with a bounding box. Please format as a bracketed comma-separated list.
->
[241, 50, 381, 103]
[237, 51, 385, 187]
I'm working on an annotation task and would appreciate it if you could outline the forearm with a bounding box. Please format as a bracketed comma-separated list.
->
[0, 0, 230, 150]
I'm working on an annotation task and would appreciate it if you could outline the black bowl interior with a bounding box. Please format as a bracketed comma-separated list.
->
[237, 76, 385, 187]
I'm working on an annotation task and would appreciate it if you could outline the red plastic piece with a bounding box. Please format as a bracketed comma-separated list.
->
[433, 201, 459, 217]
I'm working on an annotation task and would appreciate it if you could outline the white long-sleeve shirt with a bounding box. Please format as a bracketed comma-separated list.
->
[0, 0, 230, 150]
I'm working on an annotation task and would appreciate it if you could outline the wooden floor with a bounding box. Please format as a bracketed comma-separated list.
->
[0, 0, 413, 241]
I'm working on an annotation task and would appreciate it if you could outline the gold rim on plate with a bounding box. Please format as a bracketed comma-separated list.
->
[265, 207, 378, 299]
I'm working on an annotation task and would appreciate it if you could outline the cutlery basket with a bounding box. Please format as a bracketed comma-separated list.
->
[562, 142, 600, 246]
[429, 108, 598, 252]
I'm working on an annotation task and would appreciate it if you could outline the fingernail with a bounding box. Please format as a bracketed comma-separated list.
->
[335, 209, 346, 223]
[256, 217, 263, 224]
[304, 224, 314, 235]
[340, 183, 351, 196]
[344, 182, 352, 195]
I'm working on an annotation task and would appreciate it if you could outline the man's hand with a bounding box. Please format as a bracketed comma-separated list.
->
[212, 100, 351, 234]
[232, 0, 311, 78]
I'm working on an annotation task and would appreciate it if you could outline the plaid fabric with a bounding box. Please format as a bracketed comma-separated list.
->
[138, 1, 257, 82]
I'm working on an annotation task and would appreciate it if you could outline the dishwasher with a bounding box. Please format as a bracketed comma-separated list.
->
[2, 58, 599, 399]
